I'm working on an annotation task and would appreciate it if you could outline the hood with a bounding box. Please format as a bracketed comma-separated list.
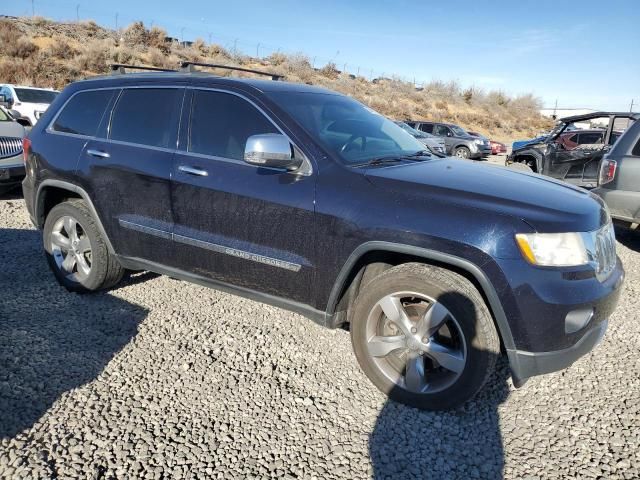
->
[0, 120, 25, 138]
[512, 136, 547, 150]
[365, 158, 605, 232]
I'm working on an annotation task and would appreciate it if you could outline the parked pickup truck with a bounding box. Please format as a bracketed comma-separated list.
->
[22, 64, 623, 410]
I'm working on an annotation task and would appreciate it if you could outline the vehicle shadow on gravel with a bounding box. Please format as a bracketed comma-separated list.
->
[369, 291, 510, 479]
[0, 228, 148, 439]
[614, 226, 640, 252]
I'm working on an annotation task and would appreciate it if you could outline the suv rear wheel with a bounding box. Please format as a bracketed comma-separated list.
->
[454, 146, 471, 159]
[43, 199, 124, 292]
[350, 263, 500, 410]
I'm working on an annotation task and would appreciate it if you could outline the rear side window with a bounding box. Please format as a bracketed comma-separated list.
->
[110, 88, 183, 148]
[52, 90, 114, 136]
[189, 90, 279, 160]
[419, 123, 434, 133]
[633, 138, 640, 156]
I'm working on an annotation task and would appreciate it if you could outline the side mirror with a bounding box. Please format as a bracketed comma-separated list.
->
[8, 109, 22, 119]
[244, 133, 301, 171]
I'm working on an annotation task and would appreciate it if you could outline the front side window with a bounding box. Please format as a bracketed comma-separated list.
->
[267, 91, 425, 165]
[110, 88, 183, 148]
[450, 125, 467, 136]
[14, 88, 58, 104]
[189, 90, 279, 160]
[52, 89, 114, 136]
[434, 125, 451, 137]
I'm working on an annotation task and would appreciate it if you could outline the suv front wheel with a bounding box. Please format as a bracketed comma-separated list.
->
[350, 263, 500, 410]
[43, 199, 125, 292]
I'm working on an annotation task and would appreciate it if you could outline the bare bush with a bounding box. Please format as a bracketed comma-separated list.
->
[46, 37, 78, 60]
[122, 21, 148, 47]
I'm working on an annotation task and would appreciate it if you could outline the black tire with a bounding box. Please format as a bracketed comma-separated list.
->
[43, 199, 125, 292]
[350, 262, 500, 410]
[454, 146, 471, 159]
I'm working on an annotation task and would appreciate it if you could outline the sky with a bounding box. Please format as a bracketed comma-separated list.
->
[3, 0, 639, 111]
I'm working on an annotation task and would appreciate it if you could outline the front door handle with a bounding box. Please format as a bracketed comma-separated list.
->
[178, 165, 209, 177]
[87, 149, 110, 159]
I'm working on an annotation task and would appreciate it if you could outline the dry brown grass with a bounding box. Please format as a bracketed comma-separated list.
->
[0, 16, 552, 142]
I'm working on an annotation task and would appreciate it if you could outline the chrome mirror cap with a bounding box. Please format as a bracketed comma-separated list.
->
[244, 133, 301, 171]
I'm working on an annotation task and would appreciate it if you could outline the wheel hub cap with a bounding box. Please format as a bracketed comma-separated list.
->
[365, 291, 467, 394]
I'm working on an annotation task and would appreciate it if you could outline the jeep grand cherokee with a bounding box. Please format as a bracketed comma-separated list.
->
[22, 64, 623, 410]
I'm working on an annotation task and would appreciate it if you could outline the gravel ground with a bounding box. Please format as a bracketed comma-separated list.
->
[1, 192, 638, 479]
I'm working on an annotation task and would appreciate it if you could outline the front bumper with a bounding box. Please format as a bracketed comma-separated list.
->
[0, 156, 25, 185]
[508, 320, 607, 387]
[500, 257, 623, 386]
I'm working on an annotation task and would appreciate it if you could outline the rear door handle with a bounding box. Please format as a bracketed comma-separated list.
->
[87, 149, 110, 159]
[178, 165, 209, 177]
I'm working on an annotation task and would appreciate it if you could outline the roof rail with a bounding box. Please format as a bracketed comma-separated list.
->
[179, 61, 284, 81]
[110, 64, 177, 75]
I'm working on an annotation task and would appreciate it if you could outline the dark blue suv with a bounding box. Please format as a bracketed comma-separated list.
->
[22, 64, 623, 410]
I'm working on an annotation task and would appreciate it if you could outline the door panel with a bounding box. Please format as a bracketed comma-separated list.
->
[171, 89, 316, 303]
[77, 87, 184, 263]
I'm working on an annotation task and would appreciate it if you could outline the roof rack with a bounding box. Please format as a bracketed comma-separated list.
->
[179, 61, 284, 81]
[110, 64, 177, 75]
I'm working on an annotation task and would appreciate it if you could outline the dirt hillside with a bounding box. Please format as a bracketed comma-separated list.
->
[0, 16, 553, 143]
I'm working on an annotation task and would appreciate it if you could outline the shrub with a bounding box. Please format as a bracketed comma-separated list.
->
[122, 21, 148, 47]
[320, 62, 339, 79]
[46, 37, 78, 60]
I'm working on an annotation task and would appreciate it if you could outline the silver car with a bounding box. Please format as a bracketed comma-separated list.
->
[394, 121, 446, 155]
[0, 106, 26, 195]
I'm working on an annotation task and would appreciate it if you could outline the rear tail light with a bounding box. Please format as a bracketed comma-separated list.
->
[22, 137, 31, 165]
[598, 158, 617, 185]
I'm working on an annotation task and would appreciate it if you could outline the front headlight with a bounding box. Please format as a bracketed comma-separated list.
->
[473, 139, 484, 145]
[515, 232, 588, 266]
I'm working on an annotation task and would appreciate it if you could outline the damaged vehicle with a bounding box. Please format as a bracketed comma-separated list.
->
[506, 112, 637, 188]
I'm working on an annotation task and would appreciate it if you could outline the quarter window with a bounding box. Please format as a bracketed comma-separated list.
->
[52, 90, 114, 136]
[188, 90, 279, 160]
[110, 88, 183, 148]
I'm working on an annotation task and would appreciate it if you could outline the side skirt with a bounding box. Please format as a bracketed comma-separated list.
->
[116, 255, 330, 327]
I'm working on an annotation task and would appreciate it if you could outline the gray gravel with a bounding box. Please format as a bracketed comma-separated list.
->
[1, 193, 638, 479]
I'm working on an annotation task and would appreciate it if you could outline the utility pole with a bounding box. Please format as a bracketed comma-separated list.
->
[180, 27, 185, 43]
[256, 43, 261, 58]
[208, 32, 212, 44]
[115, 13, 118, 30]
[630, 99, 635, 113]
[31, 0, 35, 17]
[76, 4, 79, 22]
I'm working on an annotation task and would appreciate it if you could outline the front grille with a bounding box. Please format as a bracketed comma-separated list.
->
[0, 136, 23, 159]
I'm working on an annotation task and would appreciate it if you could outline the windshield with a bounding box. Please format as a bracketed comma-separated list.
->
[14, 88, 58, 104]
[450, 125, 467, 136]
[268, 92, 426, 165]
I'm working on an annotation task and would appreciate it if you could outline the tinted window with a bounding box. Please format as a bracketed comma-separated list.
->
[419, 123, 434, 133]
[265, 91, 425, 165]
[110, 88, 183, 148]
[189, 90, 279, 160]
[632, 137, 640, 156]
[15, 88, 58, 103]
[52, 90, 114, 136]
[434, 125, 451, 137]
[578, 132, 602, 144]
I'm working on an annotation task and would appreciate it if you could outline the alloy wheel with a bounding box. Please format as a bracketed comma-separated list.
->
[50, 215, 93, 283]
[365, 291, 467, 393]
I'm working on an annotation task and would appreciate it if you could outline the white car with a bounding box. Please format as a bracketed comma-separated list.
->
[0, 84, 59, 126]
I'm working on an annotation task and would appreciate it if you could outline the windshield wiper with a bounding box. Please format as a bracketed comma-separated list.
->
[351, 150, 431, 168]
